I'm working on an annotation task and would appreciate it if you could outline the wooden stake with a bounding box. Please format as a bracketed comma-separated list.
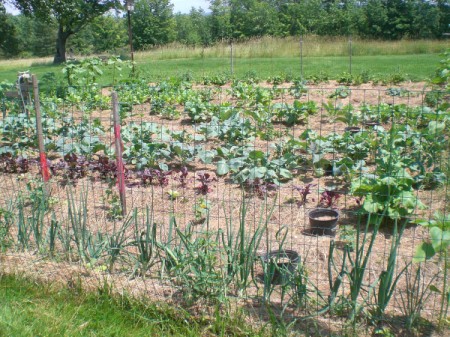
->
[111, 91, 127, 216]
[32, 74, 50, 182]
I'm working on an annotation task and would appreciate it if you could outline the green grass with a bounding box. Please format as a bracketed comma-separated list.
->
[0, 54, 442, 87]
[0, 274, 264, 337]
[0, 36, 446, 85]
[137, 54, 442, 82]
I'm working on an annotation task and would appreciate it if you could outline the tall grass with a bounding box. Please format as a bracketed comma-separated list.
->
[136, 36, 448, 61]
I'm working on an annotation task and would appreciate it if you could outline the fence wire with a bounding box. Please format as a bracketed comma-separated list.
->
[0, 78, 449, 335]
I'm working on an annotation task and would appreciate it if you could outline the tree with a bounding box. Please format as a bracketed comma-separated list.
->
[0, 4, 19, 57]
[208, 0, 232, 41]
[12, 0, 119, 63]
[68, 14, 127, 55]
[175, 8, 212, 46]
[131, 0, 175, 49]
[229, 0, 281, 39]
[13, 14, 57, 57]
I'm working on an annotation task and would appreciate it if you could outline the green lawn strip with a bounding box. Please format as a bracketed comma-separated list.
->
[0, 53, 442, 86]
[139, 54, 441, 81]
[0, 274, 263, 337]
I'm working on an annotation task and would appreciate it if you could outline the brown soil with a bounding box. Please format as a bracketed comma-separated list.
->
[0, 80, 448, 336]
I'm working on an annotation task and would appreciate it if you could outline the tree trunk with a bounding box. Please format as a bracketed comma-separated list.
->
[53, 25, 69, 64]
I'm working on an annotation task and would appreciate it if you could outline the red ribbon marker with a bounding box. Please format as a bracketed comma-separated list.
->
[39, 152, 50, 182]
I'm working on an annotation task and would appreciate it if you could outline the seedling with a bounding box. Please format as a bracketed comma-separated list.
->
[292, 183, 316, 207]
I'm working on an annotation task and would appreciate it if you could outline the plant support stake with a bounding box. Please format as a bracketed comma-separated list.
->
[112, 91, 127, 216]
[32, 74, 50, 182]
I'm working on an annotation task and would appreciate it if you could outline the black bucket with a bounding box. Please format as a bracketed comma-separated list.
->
[308, 208, 339, 236]
[261, 249, 300, 285]
[344, 126, 362, 134]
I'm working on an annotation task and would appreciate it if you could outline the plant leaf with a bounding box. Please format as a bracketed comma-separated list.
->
[413, 242, 435, 263]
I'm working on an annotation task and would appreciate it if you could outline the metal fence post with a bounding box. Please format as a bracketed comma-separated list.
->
[349, 36, 352, 75]
[300, 35, 304, 79]
[230, 40, 234, 76]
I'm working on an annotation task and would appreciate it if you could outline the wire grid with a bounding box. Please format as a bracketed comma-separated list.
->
[0, 80, 448, 334]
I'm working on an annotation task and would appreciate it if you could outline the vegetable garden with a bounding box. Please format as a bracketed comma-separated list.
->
[0, 55, 449, 336]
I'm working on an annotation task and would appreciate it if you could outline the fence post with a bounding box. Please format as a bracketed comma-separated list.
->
[230, 40, 234, 76]
[111, 91, 127, 217]
[300, 35, 304, 79]
[32, 74, 50, 182]
[349, 36, 352, 75]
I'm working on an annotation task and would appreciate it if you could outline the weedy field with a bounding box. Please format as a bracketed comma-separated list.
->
[0, 52, 449, 336]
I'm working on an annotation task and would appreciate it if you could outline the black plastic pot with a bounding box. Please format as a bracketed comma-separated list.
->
[364, 120, 379, 127]
[261, 249, 300, 285]
[344, 126, 361, 134]
[308, 208, 339, 236]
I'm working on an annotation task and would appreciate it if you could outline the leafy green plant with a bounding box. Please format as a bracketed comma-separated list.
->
[273, 101, 317, 126]
[351, 126, 426, 222]
[103, 188, 123, 221]
[431, 50, 449, 90]
[337, 72, 353, 85]
[268, 75, 284, 85]
[185, 96, 215, 122]
[388, 69, 407, 85]
[338, 225, 356, 251]
[193, 197, 210, 224]
[289, 79, 307, 98]
[306, 71, 329, 84]
[217, 149, 292, 185]
[351, 169, 426, 222]
[329, 86, 350, 99]
[335, 104, 360, 127]
[386, 87, 410, 97]
[200, 113, 256, 144]
[159, 222, 228, 304]
[0, 204, 14, 249]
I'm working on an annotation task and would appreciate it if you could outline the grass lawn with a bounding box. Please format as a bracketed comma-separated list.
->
[138, 54, 442, 81]
[0, 53, 443, 86]
[0, 274, 264, 337]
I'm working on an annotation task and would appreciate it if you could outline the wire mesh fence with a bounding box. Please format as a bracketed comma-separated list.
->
[0, 75, 449, 335]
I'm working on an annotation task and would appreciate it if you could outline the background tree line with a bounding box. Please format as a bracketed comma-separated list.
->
[1, 0, 449, 59]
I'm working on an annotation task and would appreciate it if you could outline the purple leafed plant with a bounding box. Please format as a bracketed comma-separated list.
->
[63, 153, 88, 180]
[175, 166, 189, 187]
[139, 168, 172, 186]
[293, 183, 316, 207]
[196, 172, 216, 195]
[0, 154, 31, 173]
[246, 178, 278, 198]
[320, 190, 341, 209]
[91, 156, 117, 180]
[48, 159, 67, 176]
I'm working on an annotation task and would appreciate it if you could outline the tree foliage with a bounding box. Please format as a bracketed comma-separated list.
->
[131, 0, 175, 49]
[2, 0, 449, 59]
[12, 0, 119, 63]
[0, 4, 19, 57]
